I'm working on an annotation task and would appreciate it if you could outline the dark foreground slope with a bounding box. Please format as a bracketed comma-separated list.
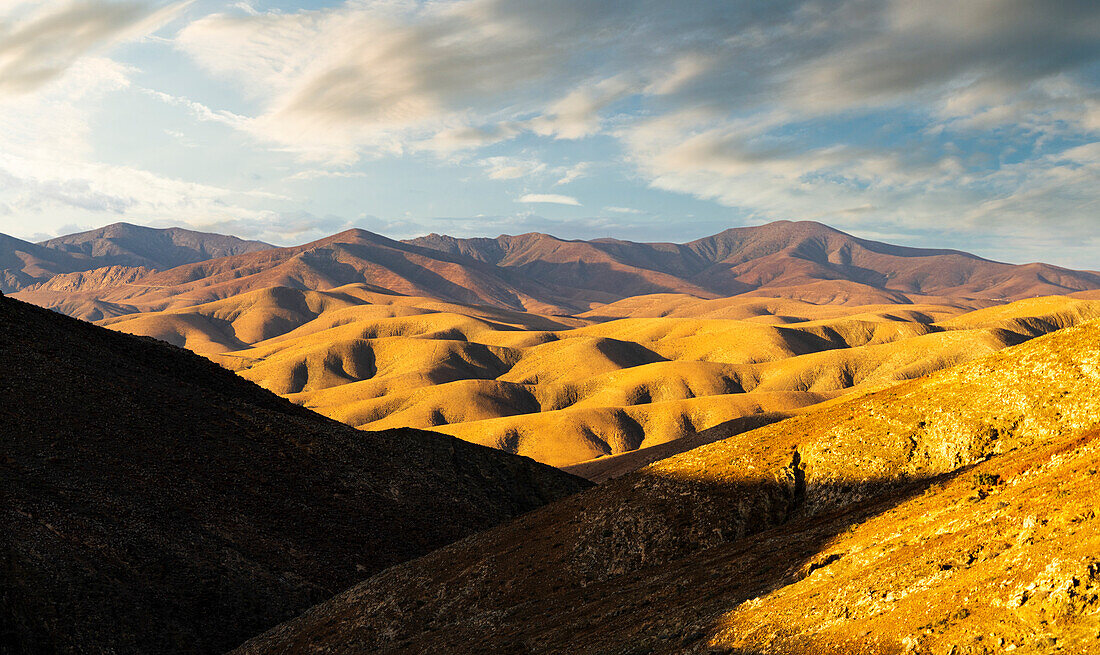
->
[236, 319, 1100, 655]
[0, 294, 589, 654]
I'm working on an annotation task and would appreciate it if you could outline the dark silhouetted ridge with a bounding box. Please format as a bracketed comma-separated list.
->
[0, 294, 589, 654]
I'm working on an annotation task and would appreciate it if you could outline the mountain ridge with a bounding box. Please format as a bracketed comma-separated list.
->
[40, 221, 274, 270]
[0, 222, 274, 293]
[406, 220, 1100, 303]
[9, 220, 1099, 316]
[0, 292, 588, 653]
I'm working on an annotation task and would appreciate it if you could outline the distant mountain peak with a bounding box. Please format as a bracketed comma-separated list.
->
[38, 223, 274, 272]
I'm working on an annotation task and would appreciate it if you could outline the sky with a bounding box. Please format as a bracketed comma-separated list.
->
[0, 0, 1097, 267]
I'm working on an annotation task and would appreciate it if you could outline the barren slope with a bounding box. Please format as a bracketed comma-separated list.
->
[95, 287, 1100, 467]
[14, 220, 1100, 323]
[13, 228, 595, 316]
[9, 222, 1100, 470]
[0, 294, 588, 654]
[1, 224, 272, 295]
[234, 317, 1100, 655]
[0, 232, 90, 293]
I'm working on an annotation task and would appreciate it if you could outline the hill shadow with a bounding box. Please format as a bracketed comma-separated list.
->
[230, 462, 983, 655]
[485, 467, 979, 655]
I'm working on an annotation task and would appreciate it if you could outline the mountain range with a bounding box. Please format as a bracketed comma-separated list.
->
[4, 219, 1100, 653]
[0, 223, 271, 294]
[7, 221, 1100, 315]
[5, 220, 1100, 470]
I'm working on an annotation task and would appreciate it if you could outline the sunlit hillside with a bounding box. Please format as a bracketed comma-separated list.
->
[232, 314, 1100, 655]
[97, 283, 1100, 467]
[8, 221, 1100, 469]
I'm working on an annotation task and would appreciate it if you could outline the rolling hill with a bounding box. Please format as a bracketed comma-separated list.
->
[95, 287, 1100, 468]
[0, 293, 588, 654]
[7, 221, 1100, 469]
[232, 316, 1100, 655]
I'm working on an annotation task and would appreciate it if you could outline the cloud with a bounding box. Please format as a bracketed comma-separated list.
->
[604, 206, 643, 214]
[476, 157, 591, 185]
[424, 123, 521, 154]
[0, 52, 285, 238]
[187, 211, 359, 245]
[481, 157, 546, 181]
[0, 1, 189, 95]
[4, 0, 1096, 266]
[554, 162, 591, 186]
[141, 88, 251, 130]
[171, 0, 757, 159]
[286, 169, 367, 181]
[518, 193, 581, 206]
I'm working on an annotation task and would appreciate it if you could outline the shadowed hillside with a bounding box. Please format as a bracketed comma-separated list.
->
[0, 294, 588, 654]
[0, 233, 89, 293]
[233, 317, 1100, 654]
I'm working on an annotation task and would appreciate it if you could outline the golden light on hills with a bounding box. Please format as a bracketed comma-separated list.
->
[93, 283, 1100, 468]
[230, 316, 1100, 655]
[8, 222, 1100, 470]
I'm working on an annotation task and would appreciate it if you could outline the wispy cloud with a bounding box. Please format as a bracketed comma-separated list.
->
[0, 1, 189, 95]
[554, 162, 591, 186]
[481, 157, 546, 181]
[286, 169, 367, 181]
[518, 193, 581, 206]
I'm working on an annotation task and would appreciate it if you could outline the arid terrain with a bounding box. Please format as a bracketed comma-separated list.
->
[7, 221, 1100, 470]
[3, 220, 1099, 654]
[5, 0, 1097, 652]
[233, 317, 1100, 655]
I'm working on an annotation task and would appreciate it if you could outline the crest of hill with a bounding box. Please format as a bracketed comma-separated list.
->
[9, 221, 1100, 322]
[0, 223, 272, 294]
[39, 222, 273, 270]
[236, 317, 1100, 655]
[408, 220, 1100, 302]
[0, 294, 588, 654]
[13, 228, 602, 317]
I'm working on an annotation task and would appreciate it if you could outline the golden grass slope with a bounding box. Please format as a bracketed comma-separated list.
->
[96, 282, 1100, 468]
[232, 316, 1100, 655]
